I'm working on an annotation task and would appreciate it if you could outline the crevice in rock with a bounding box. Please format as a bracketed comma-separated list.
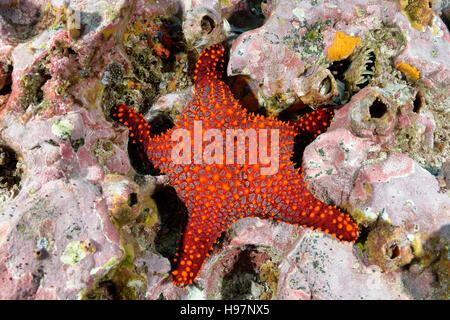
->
[0, 144, 22, 203]
[0, 64, 12, 96]
[153, 185, 188, 268]
[329, 58, 351, 82]
[413, 91, 424, 113]
[0, 0, 42, 42]
[201, 15, 216, 34]
[369, 98, 387, 118]
[227, 0, 267, 33]
[386, 243, 400, 259]
[220, 246, 258, 300]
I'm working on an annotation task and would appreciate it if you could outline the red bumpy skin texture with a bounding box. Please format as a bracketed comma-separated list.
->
[293, 108, 334, 142]
[111, 44, 359, 288]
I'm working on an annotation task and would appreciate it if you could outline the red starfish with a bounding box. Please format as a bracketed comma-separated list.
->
[111, 44, 359, 287]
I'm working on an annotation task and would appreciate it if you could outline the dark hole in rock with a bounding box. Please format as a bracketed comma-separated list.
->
[386, 243, 400, 259]
[277, 99, 308, 122]
[153, 185, 188, 268]
[413, 92, 423, 113]
[148, 113, 174, 135]
[201, 15, 215, 34]
[127, 192, 138, 207]
[97, 280, 120, 300]
[36, 73, 51, 105]
[328, 58, 351, 81]
[227, 0, 266, 32]
[30, 268, 44, 295]
[34, 248, 48, 260]
[67, 47, 77, 56]
[443, 12, 450, 31]
[127, 136, 159, 175]
[369, 98, 387, 118]
[0, 144, 22, 201]
[167, 20, 183, 42]
[319, 76, 332, 95]
[221, 246, 258, 300]
[355, 225, 370, 248]
[0, 65, 12, 96]
[228, 75, 260, 113]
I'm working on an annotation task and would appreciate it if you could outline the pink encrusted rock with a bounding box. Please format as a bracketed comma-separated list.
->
[276, 232, 411, 300]
[186, 217, 419, 300]
[229, 30, 306, 99]
[303, 128, 374, 206]
[0, 0, 172, 300]
[191, 219, 303, 300]
[134, 253, 172, 299]
[0, 179, 122, 299]
[349, 152, 450, 234]
[303, 112, 448, 299]
[1, 0, 448, 301]
[102, 174, 141, 222]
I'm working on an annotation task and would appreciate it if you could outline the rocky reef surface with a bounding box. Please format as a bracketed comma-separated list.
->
[0, 0, 448, 299]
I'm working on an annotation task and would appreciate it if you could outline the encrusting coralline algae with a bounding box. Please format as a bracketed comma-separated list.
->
[0, 0, 448, 300]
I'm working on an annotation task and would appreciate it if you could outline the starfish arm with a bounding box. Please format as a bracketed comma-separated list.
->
[293, 108, 334, 141]
[193, 43, 227, 87]
[171, 204, 226, 287]
[256, 164, 359, 243]
[179, 44, 249, 128]
[111, 104, 173, 172]
[111, 104, 151, 144]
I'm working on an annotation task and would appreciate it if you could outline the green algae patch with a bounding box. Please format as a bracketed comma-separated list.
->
[81, 189, 161, 300]
[81, 241, 147, 300]
[61, 239, 97, 265]
[52, 119, 74, 140]
[60, 241, 87, 265]
[81, 263, 147, 300]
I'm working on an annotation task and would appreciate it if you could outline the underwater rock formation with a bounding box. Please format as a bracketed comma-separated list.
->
[0, 0, 448, 300]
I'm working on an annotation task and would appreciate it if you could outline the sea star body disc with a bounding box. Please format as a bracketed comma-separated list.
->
[112, 44, 358, 287]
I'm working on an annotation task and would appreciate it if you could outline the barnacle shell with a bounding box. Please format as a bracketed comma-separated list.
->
[344, 46, 378, 93]
[366, 222, 414, 273]
[296, 66, 339, 106]
[343, 28, 406, 94]
[349, 86, 397, 137]
[183, 6, 227, 50]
